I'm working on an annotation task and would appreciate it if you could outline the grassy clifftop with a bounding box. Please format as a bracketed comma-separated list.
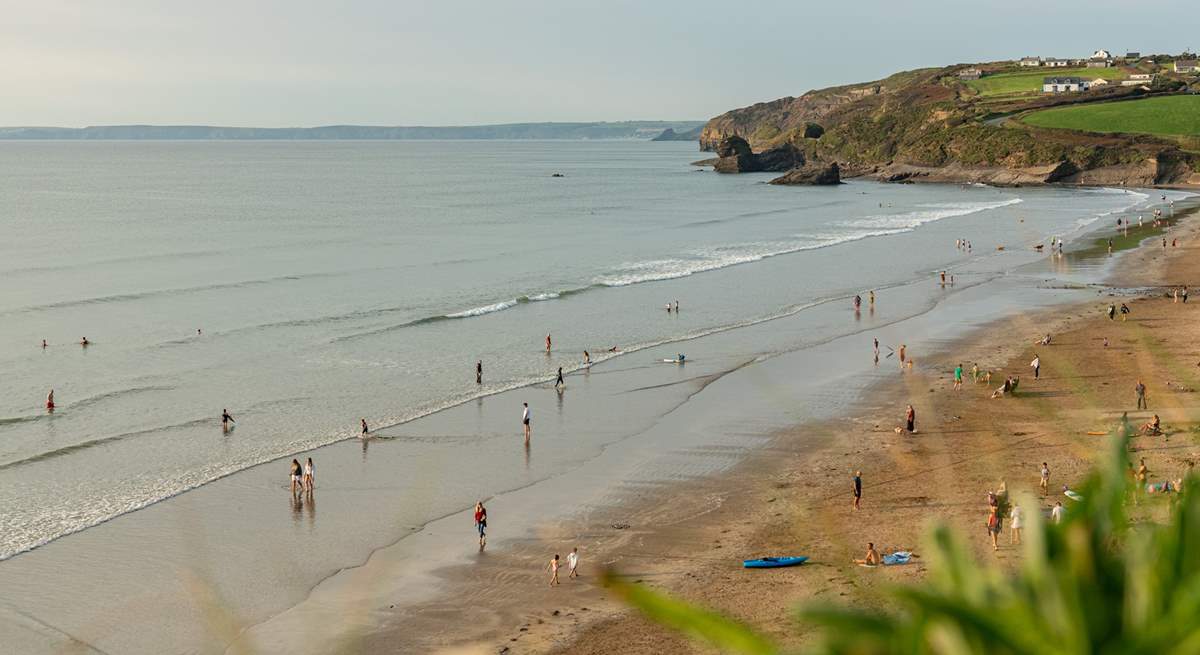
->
[700, 61, 1200, 186]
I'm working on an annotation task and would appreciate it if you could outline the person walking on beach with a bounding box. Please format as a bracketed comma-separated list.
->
[1040, 462, 1050, 496]
[1051, 501, 1064, 524]
[567, 547, 579, 579]
[545, 554, 561, 586]
[1135, 380, 1148, 410]
[1030, 354, 1040, 380]
[987, 506, 1001, 551]
[221, 408, 235, 430]
[940, 271, 946, 286]
[474, 502, 487, 548]
[1183, 286, 1189, 303]
[290, 459, 303, 496]
[869, 290, 875, 306]
[905, 405, 916, 434]
[852, 471, 862, 510]
[555, 366, 564, 389]
[476, 360, 482, 384]
[898, 344, 907, 368]
[1009, 503, 1024, 545]
[954, 363, 963, 390]
[1107, 304, 1116, 320]
[545, 333, 552, 353]
[872, 338, 879, 364]
[522, 402, 531, 443]
[1120, 303, 1130, 321]
[303, 457, 314, 492]
[1107, 239, 1113, 255]
[361, 418, 369, 437]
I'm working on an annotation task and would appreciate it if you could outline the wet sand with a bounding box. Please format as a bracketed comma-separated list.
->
[412, 208, 1200, 655]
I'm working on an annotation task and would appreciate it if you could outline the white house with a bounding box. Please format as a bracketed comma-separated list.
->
[958, 68, 983, 80]
[1020, 57, 1042, 67]
[1091, 49, 1112, 60]
[1043, 76, 1090, 93]
[1090, 78, 1110, 87]
[1044, 58, 1071, 68]
[1087, 59, 1111, 68]
[1175, 60, 1198, 73]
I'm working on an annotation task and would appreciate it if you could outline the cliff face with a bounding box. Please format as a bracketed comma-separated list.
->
[698, 66, 1199, 186]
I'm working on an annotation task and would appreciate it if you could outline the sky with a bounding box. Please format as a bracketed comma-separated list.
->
[2, 0, 1196, 127]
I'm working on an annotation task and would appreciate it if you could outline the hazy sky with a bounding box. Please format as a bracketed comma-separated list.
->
[3, 1, 1196, 127]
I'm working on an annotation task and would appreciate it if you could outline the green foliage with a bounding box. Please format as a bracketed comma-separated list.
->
[609, 420, 1200, 654]
[1021, 96, 1200, 137]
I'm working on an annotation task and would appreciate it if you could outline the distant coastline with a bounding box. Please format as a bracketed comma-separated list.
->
[0, 121, 704, 140]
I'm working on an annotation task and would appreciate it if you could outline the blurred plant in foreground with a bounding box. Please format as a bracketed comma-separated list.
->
[604, 421, 1200, 654]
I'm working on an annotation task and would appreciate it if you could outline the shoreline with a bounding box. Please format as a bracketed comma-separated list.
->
[1, 189, 1192, 655]
[433, 203, 1200, 655]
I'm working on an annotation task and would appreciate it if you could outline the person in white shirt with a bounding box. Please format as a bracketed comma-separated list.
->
[1009, 504, 1023, 545]
[567, 547, 579, 579]
[522, 402, 531, 443]
[1050, 501, 1064, 524]
[1030, 354, 1040, 380]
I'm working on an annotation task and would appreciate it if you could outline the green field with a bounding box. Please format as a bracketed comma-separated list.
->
[1021, 95, 1200, 136]
[965, 66, 1127, 96]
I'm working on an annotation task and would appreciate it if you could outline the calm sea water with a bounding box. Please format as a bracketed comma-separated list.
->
[0, 140, 1174, 560]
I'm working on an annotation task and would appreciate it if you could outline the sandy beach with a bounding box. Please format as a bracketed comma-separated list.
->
[401, 204, 1200, 655]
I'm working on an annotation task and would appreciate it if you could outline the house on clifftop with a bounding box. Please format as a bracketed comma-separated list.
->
[957, 68, 983, 80]
[1019, 56, 1042, 67]
[1175, 60, 1198, 73]
[1043, 76, 1090, 93]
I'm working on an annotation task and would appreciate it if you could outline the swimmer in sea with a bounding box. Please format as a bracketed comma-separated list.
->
[46, 389, 55, 411]
[80, 337, 89, 347]
[221, 408, 235, 430]
[361, 418, 369, 437]
[546, 333, 552, 353]
[608, 346, 620, 352]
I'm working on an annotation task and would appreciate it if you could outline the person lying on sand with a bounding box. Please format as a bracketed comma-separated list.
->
[852, 542, 881, 566]
[991, 376, 1015, 399]
[1140, 414, 1162, 436]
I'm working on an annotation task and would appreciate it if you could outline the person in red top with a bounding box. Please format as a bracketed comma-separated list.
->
[474, 501, 487, 548]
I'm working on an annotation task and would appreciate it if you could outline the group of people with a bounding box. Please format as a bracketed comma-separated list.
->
[289, 457, 315, 495]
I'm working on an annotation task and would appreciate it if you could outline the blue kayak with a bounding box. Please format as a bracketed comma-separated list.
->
[743, 556, 808, 569]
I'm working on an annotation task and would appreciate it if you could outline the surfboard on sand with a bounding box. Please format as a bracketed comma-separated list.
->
[743, 556, 807, 569]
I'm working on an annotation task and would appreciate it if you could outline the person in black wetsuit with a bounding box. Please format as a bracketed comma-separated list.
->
[221, 409, 235, 430]
[555, 367, 564, 388]
[476, 360, 482, 384]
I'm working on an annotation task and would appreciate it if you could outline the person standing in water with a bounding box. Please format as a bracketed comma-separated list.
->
[46, 389, 55, 411]
[545, 333, 552, 353]
[555, 367, 564, 388]
[474, 502, 487, 548]
[290, 459, 303, 496]
[583, 350, 591, 365]
[80, 337, 89, 347]
[361, 418, 369, 437]
[872, 338, 880, 364]
[869, 290, 875, 306]
[476, 360, 482, 384]
[303, 457, 314, 492]
[41, 339, 47, 349]
[674, 300, 679, 312]
[898, 344, 907, 368]
[853, 294, 861, 311]
[221, 408, 235, 430]
[522, 402, 531, 443]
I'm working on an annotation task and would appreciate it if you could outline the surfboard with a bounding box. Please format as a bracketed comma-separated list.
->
[1086, 431, 1107, 436]
[1064, 490, 1084, 502]
[661, 359, 686, 364]
[743, 556, 807, 569]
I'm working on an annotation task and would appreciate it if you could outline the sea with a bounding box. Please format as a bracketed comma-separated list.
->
[0, 140, 1182, 564]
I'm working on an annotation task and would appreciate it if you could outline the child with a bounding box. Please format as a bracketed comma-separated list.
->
[546, 554, 561, 586]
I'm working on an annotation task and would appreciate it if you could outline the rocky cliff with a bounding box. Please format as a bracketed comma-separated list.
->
[698, 66, 1199, 186]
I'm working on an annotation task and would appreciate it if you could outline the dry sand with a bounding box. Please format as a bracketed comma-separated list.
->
[412, 209, 1200, 655]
